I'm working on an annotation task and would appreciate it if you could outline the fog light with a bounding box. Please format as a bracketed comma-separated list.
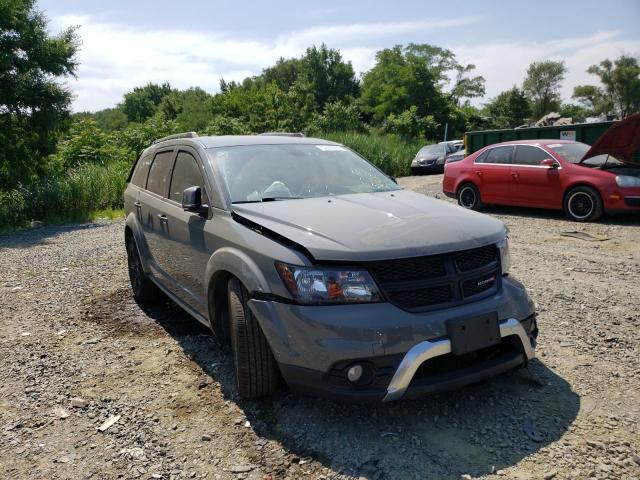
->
[347, 364, 363, 383]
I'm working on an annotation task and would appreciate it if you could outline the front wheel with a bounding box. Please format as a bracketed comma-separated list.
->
[228, 278, 280, 398]
[563, 186, 603, 222]
[457, 183, 483, 210]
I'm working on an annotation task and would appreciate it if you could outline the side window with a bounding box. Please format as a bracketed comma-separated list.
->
[146, 150, 175, 197]
[131, 155, 152, 187]
[513, 145, 551, 166]
[474, 150, 490, 163]
[485, 146, 513, 164]
[169, 151, 209, 204]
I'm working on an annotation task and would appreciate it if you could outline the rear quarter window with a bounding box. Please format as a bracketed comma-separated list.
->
[484, 146, 513, 164]
[474, 150, 490, 163]
[130, 155, 152, 188]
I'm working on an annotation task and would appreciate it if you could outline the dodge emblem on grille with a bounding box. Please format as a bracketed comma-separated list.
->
[477, 275, 496, 287]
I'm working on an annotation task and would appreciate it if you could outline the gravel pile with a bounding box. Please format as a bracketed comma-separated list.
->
[1, 175, 638, 479]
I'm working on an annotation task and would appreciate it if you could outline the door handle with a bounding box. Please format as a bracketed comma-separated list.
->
[475, 171, 483, 177]
[511, 172, 519, 178]
[134, 201, 141, 209]
[157, 214, 168, 223]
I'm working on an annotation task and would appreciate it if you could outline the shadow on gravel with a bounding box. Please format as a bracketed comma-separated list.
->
[483, 205, 640, 226]
[89, 289, 580, 480]
[0, 222, 112, 249]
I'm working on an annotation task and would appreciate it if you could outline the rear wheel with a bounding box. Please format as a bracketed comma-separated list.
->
[563, 186, 603, 222]
[457, 183, 483, 211]
[228, 277, 280, 398]
[126, 236, 161, 302]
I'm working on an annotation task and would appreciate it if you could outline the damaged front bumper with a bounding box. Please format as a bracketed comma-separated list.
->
[248, 276, 537, 402]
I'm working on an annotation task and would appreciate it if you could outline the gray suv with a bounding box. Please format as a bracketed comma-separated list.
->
[124, 133, 537, 401]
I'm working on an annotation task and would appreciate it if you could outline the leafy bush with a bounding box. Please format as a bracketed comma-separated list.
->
[381, 106, 438, 139]
[320, 131, 426, 177]
[307, 100, 365, 133]
[203, 115, 251, 135]
[0, 116, 179, 229]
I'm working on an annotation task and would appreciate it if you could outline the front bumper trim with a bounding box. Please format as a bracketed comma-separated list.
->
[383, 318, 535, 402]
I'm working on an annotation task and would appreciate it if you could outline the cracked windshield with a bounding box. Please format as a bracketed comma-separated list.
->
[209, 144, 400, 203]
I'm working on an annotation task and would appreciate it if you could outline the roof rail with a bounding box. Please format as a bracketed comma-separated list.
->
[257, 132, 305, 137]
[152, 132, 198, 145]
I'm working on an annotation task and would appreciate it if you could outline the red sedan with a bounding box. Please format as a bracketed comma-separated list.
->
[443, 139, 640, 221]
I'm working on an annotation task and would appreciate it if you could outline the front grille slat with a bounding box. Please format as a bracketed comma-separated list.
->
[368, 244, 499, 311]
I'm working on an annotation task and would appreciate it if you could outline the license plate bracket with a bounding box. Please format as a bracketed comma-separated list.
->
[447, 312, 500, 356]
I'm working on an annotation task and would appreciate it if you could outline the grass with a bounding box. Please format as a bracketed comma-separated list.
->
[0, 160, 129, 231]
[321, 131, 427, 177]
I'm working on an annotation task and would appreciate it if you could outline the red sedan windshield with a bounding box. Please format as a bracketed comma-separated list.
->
[547, 142, 624, 167]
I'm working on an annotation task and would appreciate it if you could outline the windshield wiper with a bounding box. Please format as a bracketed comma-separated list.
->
[261, 196, 303, 202]
[232, 196, 303, 204]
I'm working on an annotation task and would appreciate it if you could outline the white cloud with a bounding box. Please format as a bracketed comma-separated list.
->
[452, 31, 640, 106]
[53, 14, 639, 112]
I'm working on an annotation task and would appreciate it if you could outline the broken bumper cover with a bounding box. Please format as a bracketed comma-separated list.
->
[383, 318, 535, 401]
[248, 276, 537, 401]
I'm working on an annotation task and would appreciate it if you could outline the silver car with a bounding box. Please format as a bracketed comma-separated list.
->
[124, 133, 537, 401]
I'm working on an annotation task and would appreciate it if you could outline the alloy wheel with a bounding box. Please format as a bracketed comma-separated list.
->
[567, 192, 594, 220]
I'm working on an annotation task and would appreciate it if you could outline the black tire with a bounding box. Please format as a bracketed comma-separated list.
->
[563, 186, 603, 222]
[126, 236, 161, 303]
[457, 183, 483, 210]
[227, 277, 280, 398]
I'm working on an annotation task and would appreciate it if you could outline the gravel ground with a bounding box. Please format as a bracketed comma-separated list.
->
[1, 174, 639, 480]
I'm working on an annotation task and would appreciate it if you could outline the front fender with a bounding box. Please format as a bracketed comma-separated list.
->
[204, 247, 271, 295]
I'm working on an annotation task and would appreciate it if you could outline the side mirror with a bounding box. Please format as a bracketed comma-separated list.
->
[182, 186, 208, 216]
[540, 158, 559, 169]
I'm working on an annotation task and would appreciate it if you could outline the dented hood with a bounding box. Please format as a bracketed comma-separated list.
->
[582, 113, 640, 164]
[232, 190, 506, 262]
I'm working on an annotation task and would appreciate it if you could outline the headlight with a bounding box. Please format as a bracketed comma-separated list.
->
[497, 231, 511, 275]
[615, 175, 640, 188]
[275, 262, 382, 304]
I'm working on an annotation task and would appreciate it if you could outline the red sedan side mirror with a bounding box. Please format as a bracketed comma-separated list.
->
[540, 158, 559, 169]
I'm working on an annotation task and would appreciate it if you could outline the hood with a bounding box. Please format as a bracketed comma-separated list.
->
[232, 190, 506, 262]
[582, 113, 640, 165]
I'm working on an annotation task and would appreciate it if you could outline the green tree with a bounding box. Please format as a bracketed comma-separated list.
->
[203, 115, 250, 135]
[308, 100, 365, 133]
[122, 82, 173, 123]
[559, 103, 588, 123]
[450, 64, 486, 105]
[0, 0, 79, 189]
[360, 44, 451, 124]
[523, 61, 566, 119]
[573, 55, 640, 118]
[90, 107, 128, 131]
[484, 86, 532, 128]
[261, 57, 303, 91]
[159, 87, 212, 132]
[298, 44, 359, 109]
[51, 118, 119, 170]
[381, 106, 438, 139]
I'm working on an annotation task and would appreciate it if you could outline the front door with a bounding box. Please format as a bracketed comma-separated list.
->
[509, 145, 562, 207]
[161, 149, 212, 314]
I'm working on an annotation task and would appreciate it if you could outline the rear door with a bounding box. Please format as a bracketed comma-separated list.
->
[510, 145, 562, 207]
[161, 149, 212, 314]
[139, 148, 176, 281]
[473, 146, 514, 203]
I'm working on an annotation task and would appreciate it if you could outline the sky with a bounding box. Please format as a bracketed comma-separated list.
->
[39, 0, 640, 112]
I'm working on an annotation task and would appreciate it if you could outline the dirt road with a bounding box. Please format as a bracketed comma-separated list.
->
[1, 174, 639, 480]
